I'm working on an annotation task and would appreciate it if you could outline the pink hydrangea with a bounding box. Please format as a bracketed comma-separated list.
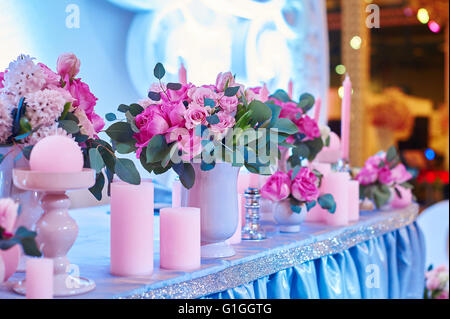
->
[260, 171, 291, 202]
[38, 63, 61, 89]
[295, 115, 321, 141]
[25, 89, 73, 128]
[290, 167, 320, 203]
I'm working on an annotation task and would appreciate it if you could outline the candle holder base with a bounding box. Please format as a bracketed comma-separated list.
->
[201, 242, 235, 258]
[241, 227, 267, 240]
[279, 225, 301, 233]
[12, 275, 95, 297]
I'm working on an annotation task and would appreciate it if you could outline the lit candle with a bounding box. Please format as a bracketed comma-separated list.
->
[321, 172, 350, 226]
[348, 180, 360, 221]
[178, 62, 187, 85]
[172, 177, 182, 208]
[288, 79, 293, 99]
[314, 97, 322, 123]
[110, 181, 154, 276]
[160, 207, 201, 271]
[341, 74, 352, 161]
[26, 258, 53, 299]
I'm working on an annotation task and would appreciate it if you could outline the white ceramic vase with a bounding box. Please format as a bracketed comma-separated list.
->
[273, 199, 307, 233]
[181, 162, 240, 258]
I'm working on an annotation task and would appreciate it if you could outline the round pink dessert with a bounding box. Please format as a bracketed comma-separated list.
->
[30, 135, 83, 173]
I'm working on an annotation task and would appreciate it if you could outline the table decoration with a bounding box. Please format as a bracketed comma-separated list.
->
[356, 146, 414, 210]
[241, 188, 266, 240]
[25, 257, 53, 299]
[110, 180, 154, 276]
[160, 207, 200, 270]
[104, 62, 298, 257]
[424, 265, 449, 299]
[340, 74, 352, 162]
[172, 177, 182, 208]
[261, 168, 336, 232]
[0, 197, 41, 282]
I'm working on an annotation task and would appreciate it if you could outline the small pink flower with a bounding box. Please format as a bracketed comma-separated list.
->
[215, 72, 235, 92]
[184, 103, 209, 129]
[260, 171, 291, 202]
[0, 198, 19, 233]
[245, 86, 269, 103]
[38, 63, 61, 89]
[74, 109, 95, 138]
[426, 276, 441, 291]
[296, 115, 321, 141]
[391, 164, 412, 184]
[218, 95, 238, 114]
[356, 166, 378, 185]
[187, 86, 218, 108]
[160, 100, 186, 127]
[57, 53, 80, 79]
[0, 71, 5, 89]
[89, 112, 105, 133]
[64, 77, 98, 116]
[210, 112, 236, 136]
[161, 83, 192, 103]
[378, 166, 394, 185]
[273, 99, 300, 122]
[437, 291, 449, 299]
[290, 167, 320, 203]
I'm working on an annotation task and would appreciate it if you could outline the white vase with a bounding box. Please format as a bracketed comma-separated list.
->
[0, 146, 43, 272]
[181, 163, 240, 258]
[273, 199, 307, 233]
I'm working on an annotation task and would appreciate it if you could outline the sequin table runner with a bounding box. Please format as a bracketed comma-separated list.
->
[0, 204, 418, 299]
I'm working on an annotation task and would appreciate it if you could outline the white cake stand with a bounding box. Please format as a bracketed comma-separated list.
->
[11, 168, 96, 297]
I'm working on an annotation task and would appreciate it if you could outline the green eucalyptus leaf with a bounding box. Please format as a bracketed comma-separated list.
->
[270, 89, 291, 102]
[105, 113, 117, 121]
[146, 135, 169, 163]
[167, 82, 182, 90]
[306, 200, 316, 212]
[115, 158, 141, 185]
[89, 173, 105, 201]
[58, 120, 80, 134]
[386, 146, 398, 163]
[271, 118, 298, 135]
[148, 91, 161, 101]
[117, 104, 130, 113]
[224, 86, 240, 97]
[105, 122, 134, 143]
[154, 63, 165, 80]
[318, 194, 336, 214]
[298, 93, 315, 113]
[291, 204, 303, 214]
[89, 148, 105, 173]
[172, 163, 196, 189]
[206, 114, 220, 125]
[204, 98, 216, 107]
[129, 104, 144, 117]
[14, 226, 41, 257]
[248, 100, 272, 124]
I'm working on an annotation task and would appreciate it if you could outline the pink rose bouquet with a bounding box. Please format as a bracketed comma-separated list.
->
[0, 54, 122, 200]
[357, 146, 414, 209]
[425, 265, 449, 299]
[0, 198, 41, 256]
[261, 167, 336, 214]
[104, 63, 298, 189]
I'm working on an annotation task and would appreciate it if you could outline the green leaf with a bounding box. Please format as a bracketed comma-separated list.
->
[386, 146, 398, 163]
[248, 100, 272, 124]
[105, 122, 134, 143]
[294, 143, 310, 159]
[0, 154, 4, 165]
[154, 62, 165, 80]
[270, 89, 291, 102]
[14, 226, 41, 257]
[89, 173, 105, 201]
[298, 93, 315, 113]
[172, 163, 196, 189]
[271, 118, 298, 135]
[204, 97, 215, 107]
[74, 133, 89, 143]
[117, 104, 130, 113]
[64, 112, 79, 124]
[306, 200, 316, 212]
[14, 131, 32, 141]
[115, 158, 141, 185]
[89, 148, 105, 173]
[105, 113, 117, 121]
[59, 120, 80, 134]
[304, 137, 324, 161]
[265, 102, 282, 128]
[291, 204, 303, 214]
[167, 82, 182, 90]
[116, 142, 136, 154]
[291, 165, 301, 180]
[148, 91, 161, 101]
[129, 104, 144, 117]
[146, 135, 169, 163]
[224, 86, 240, 97]
[318, 194, 336, 214]
[58, 102, 72, 121]
[19, 117, 32, 133]
[201, 160, 215, 171]
[400, 182, 414, 189]
[206, 114, 220, 125]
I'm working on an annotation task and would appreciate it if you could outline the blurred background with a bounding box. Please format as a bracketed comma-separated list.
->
[0, 0, 448, 210]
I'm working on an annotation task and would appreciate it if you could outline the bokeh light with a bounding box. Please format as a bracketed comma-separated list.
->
[428, 20, 441, 33]
[417, 8, 430, 24]
[425, 148, 436, 161]
[335, 64, 346, 75]
[350, 36, 362, 50]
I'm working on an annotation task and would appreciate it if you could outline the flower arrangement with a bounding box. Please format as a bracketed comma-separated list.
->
[425, 265, 449, 299]
[260, 167, 336, 214]
[356, 146, 414, 209]
[0, 54, 133, 200]
[104, 63, 299, 188]
[0, 198, 41, 257]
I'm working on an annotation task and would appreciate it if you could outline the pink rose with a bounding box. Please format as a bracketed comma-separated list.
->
[64, 77, 98, 116]
[0, 198, 19, 233]
[134, 105, 170, 157]
[160, 100, 186, 127]
[260, 171, 291, 202]
[0, 71, 5, 89]
[57, 53, 80, 79]
[437, 291, 449, 299]
[245, 86, 269, 103]
[378, 166, 394, 185]
[218, 95, 238, 114]
[391, 164, 412, 184]
[74, 109, 96, 138]
[161, 83, 192, 103]
[89, 112, 105, 133]
[38, 63, 61, 89]
[187, 86, 218, 108]
[426, 276, 441, 291]
[290, 167, 320, 202]
[356, 166, 378, 185]
[215, 72, 235, 92]
[296, 115, 321, 141]
[366, 154, 384, 170]
[210, 112, 236, 136]
[177, 130, 203, 161]
[273, 99, 300, 121]
[184, 103, 209, 129]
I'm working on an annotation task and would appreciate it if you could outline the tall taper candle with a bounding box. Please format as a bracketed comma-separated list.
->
[26, 258, 53, 299]
[288, 79, 293, 99]
[178, 62, 187, 85]
[111, 181, 154, 276]
[160, 207, 201, 271]
[314, 97, 322, 123]
[341, 74, 352, 161]
[172, 177, 182, 208]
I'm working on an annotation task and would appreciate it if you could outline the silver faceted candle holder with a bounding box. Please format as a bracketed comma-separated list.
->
[241, 188, 267, 240]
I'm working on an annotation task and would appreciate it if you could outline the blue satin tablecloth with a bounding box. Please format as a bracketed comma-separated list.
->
[0, 204, 424, 299]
